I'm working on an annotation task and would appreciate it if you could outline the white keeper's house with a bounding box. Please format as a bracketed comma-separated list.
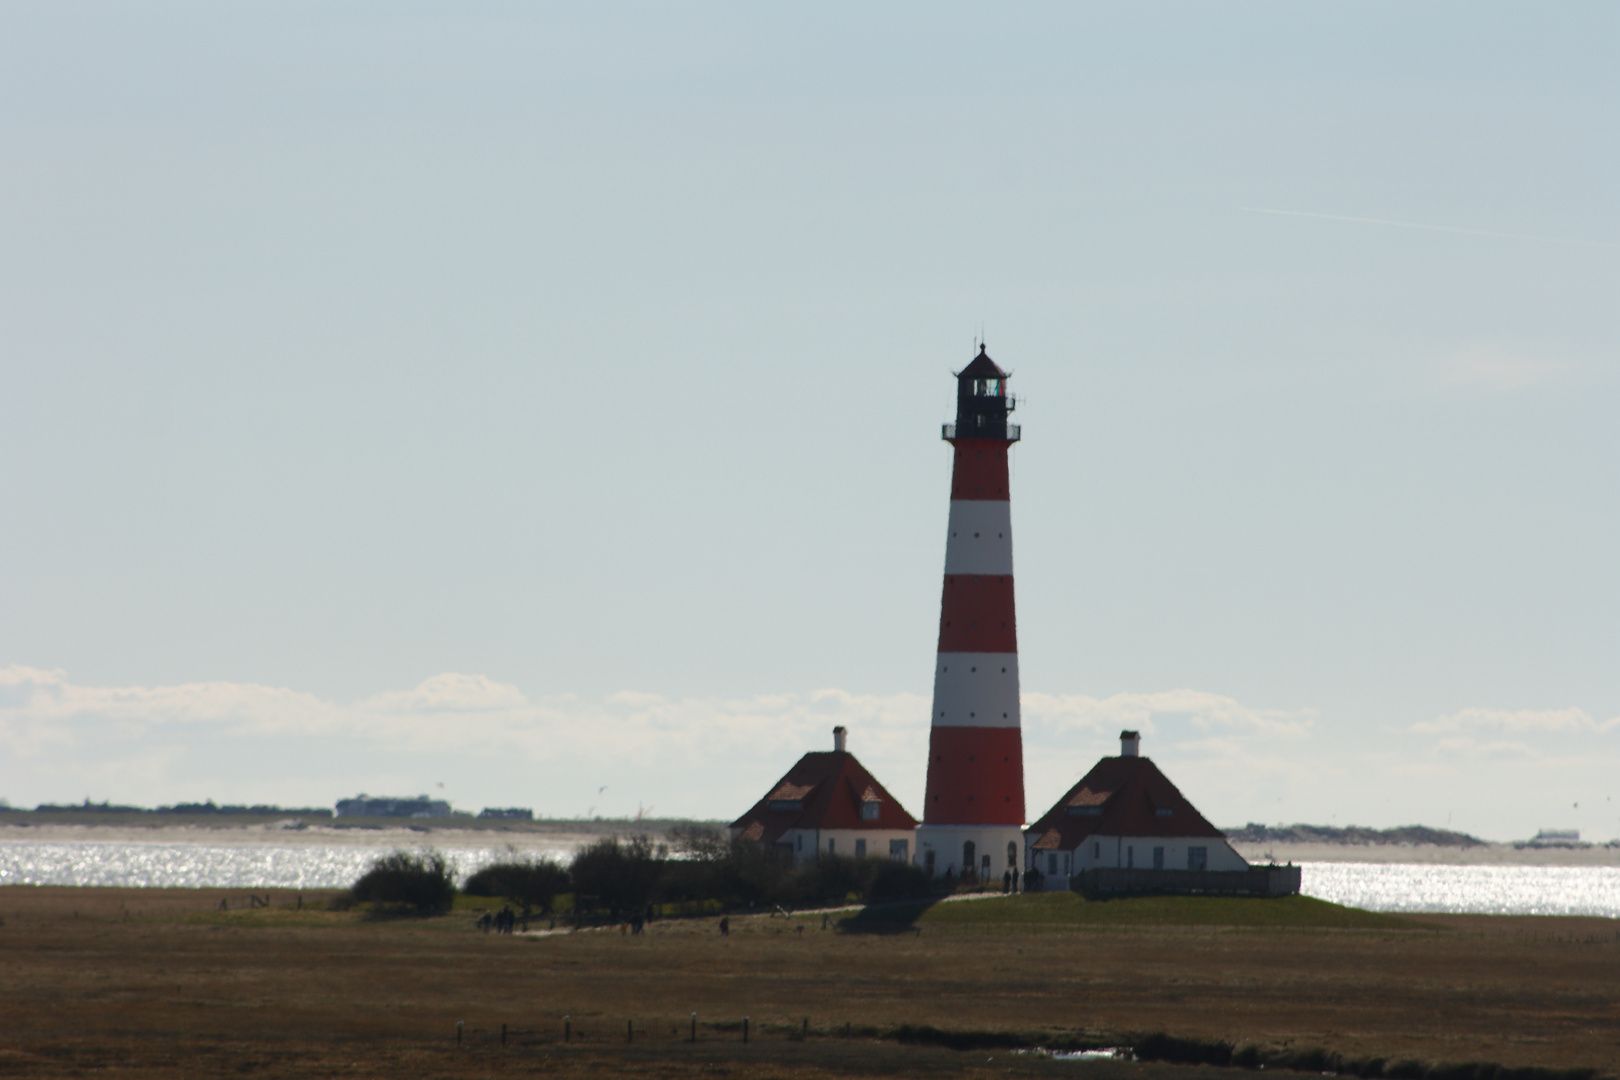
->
[1023, 730, 1249, 890]
[730, 727, 918, 865]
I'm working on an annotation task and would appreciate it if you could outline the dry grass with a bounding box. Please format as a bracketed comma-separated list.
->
[0, 886, 1615, 1078]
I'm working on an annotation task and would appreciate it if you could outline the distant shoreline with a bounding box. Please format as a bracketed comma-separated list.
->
[1230, 841, 1620, 866]
[0, 812, 722, 852]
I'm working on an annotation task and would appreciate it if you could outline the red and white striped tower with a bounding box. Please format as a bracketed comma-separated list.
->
[916, 345, 1026, 882]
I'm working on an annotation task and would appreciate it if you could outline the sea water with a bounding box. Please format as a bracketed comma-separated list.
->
[1301, 861, 1620, 918]
[1, 842, 1618, 916]
[0, 841, 575, 891]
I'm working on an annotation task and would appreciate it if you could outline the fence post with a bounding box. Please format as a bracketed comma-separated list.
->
[803, 1018, 808, 1037]
[743, 1017, 749, 1044]
[564, 1015, 571, 1043]
[501, 1023, 507, 1046]
[456, 1021, 463, 1045]
[690, 1013, 697, 1043]
[627, 1019, 633, 1044]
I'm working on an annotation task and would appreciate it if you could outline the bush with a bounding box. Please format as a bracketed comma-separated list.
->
[654, 832, 939, 910]
[554, 828, 944, 915]
[570, 835, 666, 915]
[351, 850, 456, 915]
[463, 858, 570, 913]
[863, 859, 935, 902]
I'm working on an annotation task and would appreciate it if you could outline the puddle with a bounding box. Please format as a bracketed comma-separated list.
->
[1020, 1047, 1133, 1062]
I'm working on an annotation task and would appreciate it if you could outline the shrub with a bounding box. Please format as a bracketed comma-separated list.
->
[351, 850, 456, 915]
[463, 858, 570, 913]
[863, 859, 935, 902]
[570, 835, 666, 915]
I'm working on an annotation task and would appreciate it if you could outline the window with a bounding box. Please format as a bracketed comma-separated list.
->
[1007, 841, 1018, 868]
[1127, 846, 1134, 869]
[1154, 808, 1173, 818]
[1047, 853, 1058, 874]
[861, 801, 880, 821]
[1188, 846, 1208, 871]
[924, 849, 936, 874]
[768, 799, 802, 811]
[1152, 846, 1165, 870]
[827, 838, 835, 855]
[855, 838, 867, 858]
[889, 839, 908, 862]
[963, 840, 976, 870]
[1063, 853, 1071, 875]
[1093, 841, 1100, 858]
[796, 834, 802, 850]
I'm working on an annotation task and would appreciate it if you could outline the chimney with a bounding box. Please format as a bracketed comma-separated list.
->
[833, 726, 847, 752]
[1120, 730, 1141, 757]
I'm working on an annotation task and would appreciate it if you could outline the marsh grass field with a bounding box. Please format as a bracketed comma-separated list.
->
[0, 886, 1615, 1079]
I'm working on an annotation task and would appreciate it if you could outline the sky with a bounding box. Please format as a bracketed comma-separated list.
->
[2, 3, 1616, 841]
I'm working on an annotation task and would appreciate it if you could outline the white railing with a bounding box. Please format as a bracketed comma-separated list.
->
[941, 423, 1020, 441]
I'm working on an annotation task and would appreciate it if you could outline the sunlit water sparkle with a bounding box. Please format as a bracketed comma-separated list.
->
[1301, 861, 1620, 917]
[1, 843, 1617, 916]
[0, 841, 576, 890]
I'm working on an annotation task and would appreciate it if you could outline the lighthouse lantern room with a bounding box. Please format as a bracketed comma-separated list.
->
[916, 345, 1026, 883]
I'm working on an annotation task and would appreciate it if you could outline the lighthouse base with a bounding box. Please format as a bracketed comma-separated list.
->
[915, 823, 1025, 884]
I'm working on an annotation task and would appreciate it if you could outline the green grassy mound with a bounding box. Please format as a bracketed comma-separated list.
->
[843, 889, 1424, 932]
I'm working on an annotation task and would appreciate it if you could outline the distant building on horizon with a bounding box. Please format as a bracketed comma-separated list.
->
[334, 794, 452, 819]
[729, 726, 917, 864]
[478, 807, 534, 821]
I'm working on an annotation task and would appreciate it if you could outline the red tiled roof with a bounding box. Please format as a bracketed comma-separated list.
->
[730, 750, 918, 845]
[1025, 755, 1226, 851]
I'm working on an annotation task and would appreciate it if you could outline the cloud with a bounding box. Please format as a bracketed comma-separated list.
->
[1023, 689, 1315, 742]
[0, 666, 934, 815]
[360, 673, 528, 715]
[1428, 737, 1537, 761]
[5, 666, 1619, 841]
[1442, 346, 1567, 390]
[1413, 706, 1619, 737]
[0, 668, 1315, 818]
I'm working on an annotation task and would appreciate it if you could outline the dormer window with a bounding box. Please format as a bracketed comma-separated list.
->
[1155, 808, 1173, 818]
[766, 782, 813, 812]
[1064, 786, 1111, 817]
[861, 802, 880, 821]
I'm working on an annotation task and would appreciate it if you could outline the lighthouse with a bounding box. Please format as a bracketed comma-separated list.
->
[916, 345, 1026, 883]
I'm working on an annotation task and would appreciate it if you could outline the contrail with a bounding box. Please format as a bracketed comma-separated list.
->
[1241, 207, 1617, 250]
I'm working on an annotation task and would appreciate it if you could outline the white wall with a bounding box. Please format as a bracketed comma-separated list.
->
[916, 823, 1024, 879]
[1027, 835, 1249, 882]
[811, 828, 916, 865]
[734, 826, 917, 865]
